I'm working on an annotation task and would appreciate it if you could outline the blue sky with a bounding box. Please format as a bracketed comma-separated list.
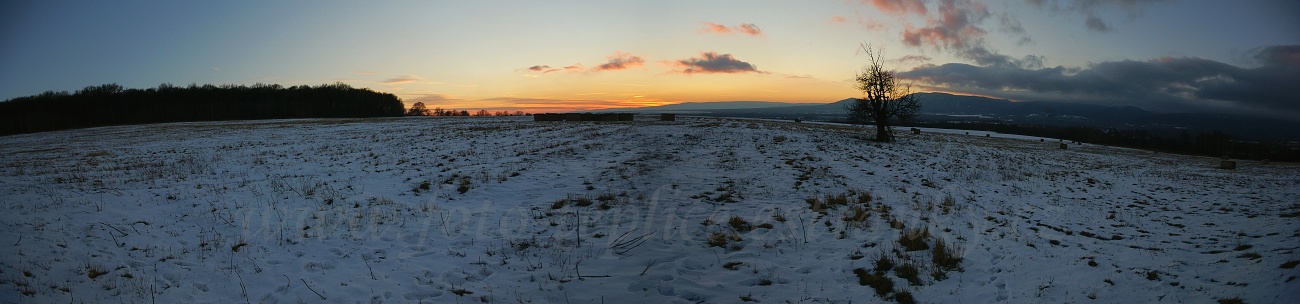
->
[1, 0, 1297, 117]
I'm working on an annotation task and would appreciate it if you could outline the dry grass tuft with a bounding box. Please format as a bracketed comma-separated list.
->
[899, 227, 931, 251]
[853, 268, 893, 297]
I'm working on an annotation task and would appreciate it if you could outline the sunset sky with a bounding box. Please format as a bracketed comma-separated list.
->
[2, 1, 1297, 117]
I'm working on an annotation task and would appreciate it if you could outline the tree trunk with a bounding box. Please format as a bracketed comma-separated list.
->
[873, 106, 891, 142]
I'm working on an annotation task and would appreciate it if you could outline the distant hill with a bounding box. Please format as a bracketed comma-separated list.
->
[602, 92, 1300, 141]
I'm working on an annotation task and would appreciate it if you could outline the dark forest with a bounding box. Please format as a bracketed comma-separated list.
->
[0, 83, 404, 136]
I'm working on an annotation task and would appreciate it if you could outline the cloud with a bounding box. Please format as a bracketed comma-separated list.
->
[893, 55, 934, 66]
[898, 45, 1300, 116]
[1084, 15, 1110, 32]
[701, 22, 731, 34]
[482, 97, 606, 106]
[699, 22, 764, 36]
[525, 64, 585, 74]
[895, 0, 1042, 69]
[736, 24, 762, 36]
[593, 52, 645, 71]
[831, 14, 886, 31]
[666, 52, 766, 74]
[1254, 45, 1300, 65]
[404, 94, 461, 106]
[865, 0, 927, 16]
[998, 13, 1033, 45]
[480, 97, 673, 111]
[901, 0, 994, 63]
[525, 52, 639, 75]
[1026, 0, 1171, 32]
[853, 0, 1040, 68]
[380, 75, 423, 84]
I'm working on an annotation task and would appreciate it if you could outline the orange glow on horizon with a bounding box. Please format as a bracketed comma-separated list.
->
[404, 85, 1004, 114]
[401, 77, 858, 113]
[405, 97, 684, 114]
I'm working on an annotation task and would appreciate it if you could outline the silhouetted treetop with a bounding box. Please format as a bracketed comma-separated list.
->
[0, 82, 404, 136]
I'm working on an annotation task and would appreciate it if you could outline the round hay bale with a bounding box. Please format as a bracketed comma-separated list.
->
[661, 113, 676, 121]
[1219, 160, 1237, 170]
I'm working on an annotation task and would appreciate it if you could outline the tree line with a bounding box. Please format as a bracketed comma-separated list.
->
[405, 101, 528, 117]
[0, 82, 404, 136]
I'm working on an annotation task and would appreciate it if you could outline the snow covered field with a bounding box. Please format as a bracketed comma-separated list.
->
[1, 116, 1296, 303]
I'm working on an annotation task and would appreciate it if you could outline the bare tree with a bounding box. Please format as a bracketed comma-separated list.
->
[846, 45, 920, 142]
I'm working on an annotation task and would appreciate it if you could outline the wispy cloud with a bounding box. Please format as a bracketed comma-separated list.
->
[592, 52, 645, 71]
[830, 15, 886, 31]
[699, 22, 764, 36]
[666, 52, 766, 74]
[893, 54, 934, 66]
[560, 65, 583, 73]
[482, 97, 606, 106]
[481, 97, 675, 111]
[404, 93, 460, 106]
[527, 65, 584, 74]
[524, 52, 641, 75]
[380, 75, 424, 84]
[1026, 0, 1171, 32]
[899, 45, 1300, 116]
[863, 0, 927, 16]
[998, 12, 1033, 45]
[701, 22, 732, 34]
[1084, 15, 1110, 32]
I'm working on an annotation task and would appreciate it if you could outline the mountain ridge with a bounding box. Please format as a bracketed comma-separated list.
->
[597, 92, 1300, 141]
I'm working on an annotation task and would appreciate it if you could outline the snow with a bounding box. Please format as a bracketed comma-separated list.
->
[1, 116, 1296, 303]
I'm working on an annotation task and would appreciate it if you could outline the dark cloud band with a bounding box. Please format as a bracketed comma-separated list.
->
[899, 45, 1300, 116]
